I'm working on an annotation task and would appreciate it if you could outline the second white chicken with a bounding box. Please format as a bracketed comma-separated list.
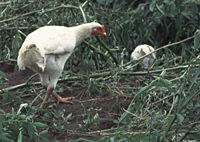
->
[131, 44, 156, 69]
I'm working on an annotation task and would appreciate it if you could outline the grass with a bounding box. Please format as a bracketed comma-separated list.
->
[0, 0, 200, 141]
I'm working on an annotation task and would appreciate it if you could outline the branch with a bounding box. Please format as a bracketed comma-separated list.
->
[96, 36, 119, 66]
[79, 0, 90, 23]
[83, 41, 106, 57]
[178, 121, 200, 142]
[0, 4, 79, 24]
[1, 63, 200, 94]
[81, 0, 90, 8]
[0, 58, 17, 63]
[0, 26, 36, 31]
[120, 64, 200, 76]
[0, 71, 111, 94]
[79, 6, 87, 23]
[0, 1, 10, 6]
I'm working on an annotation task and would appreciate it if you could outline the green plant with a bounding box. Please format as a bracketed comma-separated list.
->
[1, 0, 200, 141]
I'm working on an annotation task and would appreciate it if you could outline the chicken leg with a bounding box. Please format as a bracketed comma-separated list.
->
[40, 87, 53, 108]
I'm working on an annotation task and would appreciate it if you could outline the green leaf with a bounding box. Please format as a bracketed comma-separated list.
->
[194, 29, 200, 49]
[66, 113, 72, 121]
[110, 137, 115, 142]
[73, 138, 95, 142]
[0, 133, 14, 142]
[156, 4, 165, 15]
[40, 137, 49, 142]
[0, 109, 5, 113]
[12, 33, 22, 51]
[17, 103, 28, 115]
[96, 0, 114, 6]
[137, 82, 154, 96]
[0, 118, 3, 133]
[17, 131, 22, 142]
[158, 78, 172, 90]
[33, 122, 48, 128]
[0, 71, 5, 77]
[176, 113, 184, 124]
[49, 138, 58, 142]
[189, 132, 200, 141]
[149, 2, 156, 12]
[39, 129, 48, 136]
[27, 123, 36, 140]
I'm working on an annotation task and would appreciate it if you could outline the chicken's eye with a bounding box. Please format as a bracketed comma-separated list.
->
[93, 28, 98, 31]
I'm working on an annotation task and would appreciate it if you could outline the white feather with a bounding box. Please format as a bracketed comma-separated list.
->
[131, 44, 156, 68]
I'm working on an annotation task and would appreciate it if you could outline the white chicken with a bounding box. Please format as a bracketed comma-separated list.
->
[17, 22, 106, 108]
[131, 44, 156, 69]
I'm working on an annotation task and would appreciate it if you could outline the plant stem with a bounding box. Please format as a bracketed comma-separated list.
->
[83, 41, 106, 57]
[96, 36, 119, 66]
[1, 63, 199, 94]
[0, 4, 79, 24]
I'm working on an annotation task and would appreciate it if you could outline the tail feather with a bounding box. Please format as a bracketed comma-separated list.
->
[17, 44, 45, 72]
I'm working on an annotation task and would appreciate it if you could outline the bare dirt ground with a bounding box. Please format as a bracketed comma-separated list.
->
[0, 62, 140, 141]
[0, 62, 38, 88]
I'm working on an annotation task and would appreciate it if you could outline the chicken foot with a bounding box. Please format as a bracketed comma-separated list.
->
[52, 92, 74, 104]
[39, 86, 74, 108]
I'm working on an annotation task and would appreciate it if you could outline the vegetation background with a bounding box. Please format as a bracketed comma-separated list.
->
[0, 0, 200, 141]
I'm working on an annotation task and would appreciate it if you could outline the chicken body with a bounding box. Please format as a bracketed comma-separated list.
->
[131, 44, 156, 69]
[17, 22, 106, 107]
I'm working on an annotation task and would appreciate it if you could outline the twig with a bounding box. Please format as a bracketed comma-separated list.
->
[0, 58, 17, 63]
[29, 87, 43, 107]
[25, 73, 38, 84]
[0, 26, 36, 31]
[0, 1, 10, 6]
[0, 63, 199, 93]
[81, 0, 89, 8]
[0, 81, 39, 94]
[74, 97, 114, 103]
[122, 108, 148, 120]
[178, 122, 200, 142]
[162, 91, 199, 141]
[79, 0, 90, 23]
[83, 41, 106, 57]
[84, 127, 146, 136]
[0, 71, 110, 93]
[67, 127, 122, 136]
[79, 6, 87, 23]
[17, 30, 27, 37]
[120, 64, 200, 75]
[96, 36, 119, 66]
[0, 4, 79, 24]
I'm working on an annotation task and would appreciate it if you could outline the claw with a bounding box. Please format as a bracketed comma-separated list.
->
[52, 92, 74, 104]
[57, 96, 75, 104]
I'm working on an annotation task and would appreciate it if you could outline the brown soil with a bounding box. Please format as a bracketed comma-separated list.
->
[0, 62, 38, 89]
[0, 63, 134, 141]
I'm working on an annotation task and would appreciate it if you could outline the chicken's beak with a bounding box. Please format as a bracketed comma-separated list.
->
[102, 32, 107, 36]
[101, 25, 107, 36]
